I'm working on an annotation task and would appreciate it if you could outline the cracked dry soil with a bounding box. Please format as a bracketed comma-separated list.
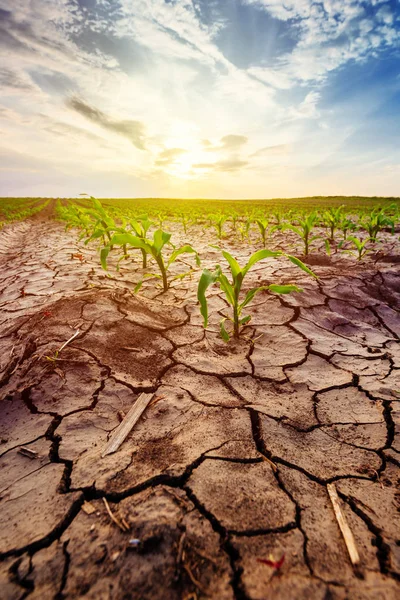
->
[0, 206, 400, 599]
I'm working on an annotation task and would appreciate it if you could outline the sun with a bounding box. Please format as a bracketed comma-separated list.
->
[159, 122, 216, 179]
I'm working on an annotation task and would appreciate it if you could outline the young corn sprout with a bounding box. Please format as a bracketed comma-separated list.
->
[80, 195, 117, 246]
[238, 219, 252, 242]
[339, 216, 357, 240]
[210, 214, 228, 239]
[255, 218, 269, 247]
[322, 206, 344, 240]
[282, 212, 319, 256]
[130, 215, 153, 268]
[101, 229, 200, 292]
[340, 236, 371, 261]
[198, 248, 317, 341]
[360, 209, 394, 243]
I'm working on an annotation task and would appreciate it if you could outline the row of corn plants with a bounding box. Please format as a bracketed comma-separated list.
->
[57, 197, 321, 340]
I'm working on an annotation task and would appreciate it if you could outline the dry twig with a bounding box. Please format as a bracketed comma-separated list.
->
[102, 497, 129, 532]
[327, 483, 360, 570]
[102, 392, 154, 457]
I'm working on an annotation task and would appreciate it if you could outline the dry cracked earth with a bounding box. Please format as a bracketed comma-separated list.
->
[0, 206, 400, 599]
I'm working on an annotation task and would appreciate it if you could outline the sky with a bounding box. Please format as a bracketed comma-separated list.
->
[0, 0, 400, 199]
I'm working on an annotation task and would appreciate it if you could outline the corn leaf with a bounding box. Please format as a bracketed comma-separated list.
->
[240, 285, 269, 310]
[243, 249, 281, 276]
[134, 279, 144, 293]
[219, 318, 230, 342]
[153, 229, 171, 253]
[218, 272, 235, 306]
[268, 284, 303, 294]
[239, 315, 252, 325]
[100, 246, 111, 270]
[168, 244, 200, 267]
[197, 269, 218, 327]
[221, 250, 241, 278]
[110, 232, 151, 254]
[286, 255, 318, 278]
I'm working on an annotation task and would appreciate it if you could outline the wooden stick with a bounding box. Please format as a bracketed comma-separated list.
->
[58, 329, 80, 353]
[327, 483, 360, 568]
[102, 392, 154, 457]
[102, 497, 129, 532]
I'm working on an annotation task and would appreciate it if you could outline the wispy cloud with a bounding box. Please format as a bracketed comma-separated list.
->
[68, 98, 147, 150]
[203, 134, 248, 152]
[193, 158, 248, 172]
[251, 144, 291, 158]
[155, 147, 187, 166]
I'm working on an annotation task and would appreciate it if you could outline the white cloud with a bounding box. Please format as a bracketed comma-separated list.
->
[245, 0, 399, 87]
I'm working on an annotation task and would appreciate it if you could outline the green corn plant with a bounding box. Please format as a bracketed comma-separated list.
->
[256, 218, 269, 247]
[339, 216, 357, 240]
[101, 229, 200, 292]
[78, 196, 119, 246]
[210, 214, 228, 239]
[360, 209, 394, 242]
[340, 236, 371, 261]
[180, 214, 191, 235]
[130, 215, 153, 268]
[198, 248, 317, 341]
[322, 206, 344, 240]
[238, 219, 252, 242]
[272, 210, 283, 227]
[230, 212, 240, 233]
[282, 212, 319, 256]
[324, 239, 331, 256]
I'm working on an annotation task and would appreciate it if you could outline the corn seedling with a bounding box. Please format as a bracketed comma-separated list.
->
[339, 216, 357, 240]
[282, 212, 319, 256]
[102, 229, 200, 292]
[130, 215, 153, 268]
[238, 220, 251, 242]
[360, 209, 394, 242]
[256, 218, 269, 247]
[322, 206, 344, 240]
[198, 248, 317, 341]
[210, 214, 228, 239]
[340, 236, 371, 261]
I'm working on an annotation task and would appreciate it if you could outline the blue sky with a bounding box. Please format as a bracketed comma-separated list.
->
[0, 0, 399, 198]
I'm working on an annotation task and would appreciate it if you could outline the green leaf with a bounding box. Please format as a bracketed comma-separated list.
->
[168, 244, 200, 267]
[324, 239, 331, 256]
[286, 254, 318, 278]
[134, 279, 144, 293]
[239, 315, 252, 325]
[171, 270, 194, 281]
[242, 248, 281, 276]
[221, 250, 241, 278]
[92, 197, 106, 215]
[239, 285, 269, 311]
[153, 229, 171, 253]
[197, 269, 218, 327]
[268, 284, 303, 294]
[219, 318, 230, 342]
[218, 272, 235, 307]
[112, 233, 153, 260]
[100, 246, 110, 270]
[282, 224, 300, 236]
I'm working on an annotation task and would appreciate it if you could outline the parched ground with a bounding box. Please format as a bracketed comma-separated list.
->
[0, 206, 400, 599]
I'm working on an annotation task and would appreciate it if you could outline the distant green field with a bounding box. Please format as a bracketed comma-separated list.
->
[1, 196, 399, 227]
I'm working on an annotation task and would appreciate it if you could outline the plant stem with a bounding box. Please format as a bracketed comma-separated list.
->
[141, 248, 147, 268]
[233, 303, 239, 338]
[156, 256, 168, 292]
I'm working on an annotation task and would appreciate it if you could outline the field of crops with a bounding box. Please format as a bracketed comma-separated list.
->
[1, 196, 400, 599]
